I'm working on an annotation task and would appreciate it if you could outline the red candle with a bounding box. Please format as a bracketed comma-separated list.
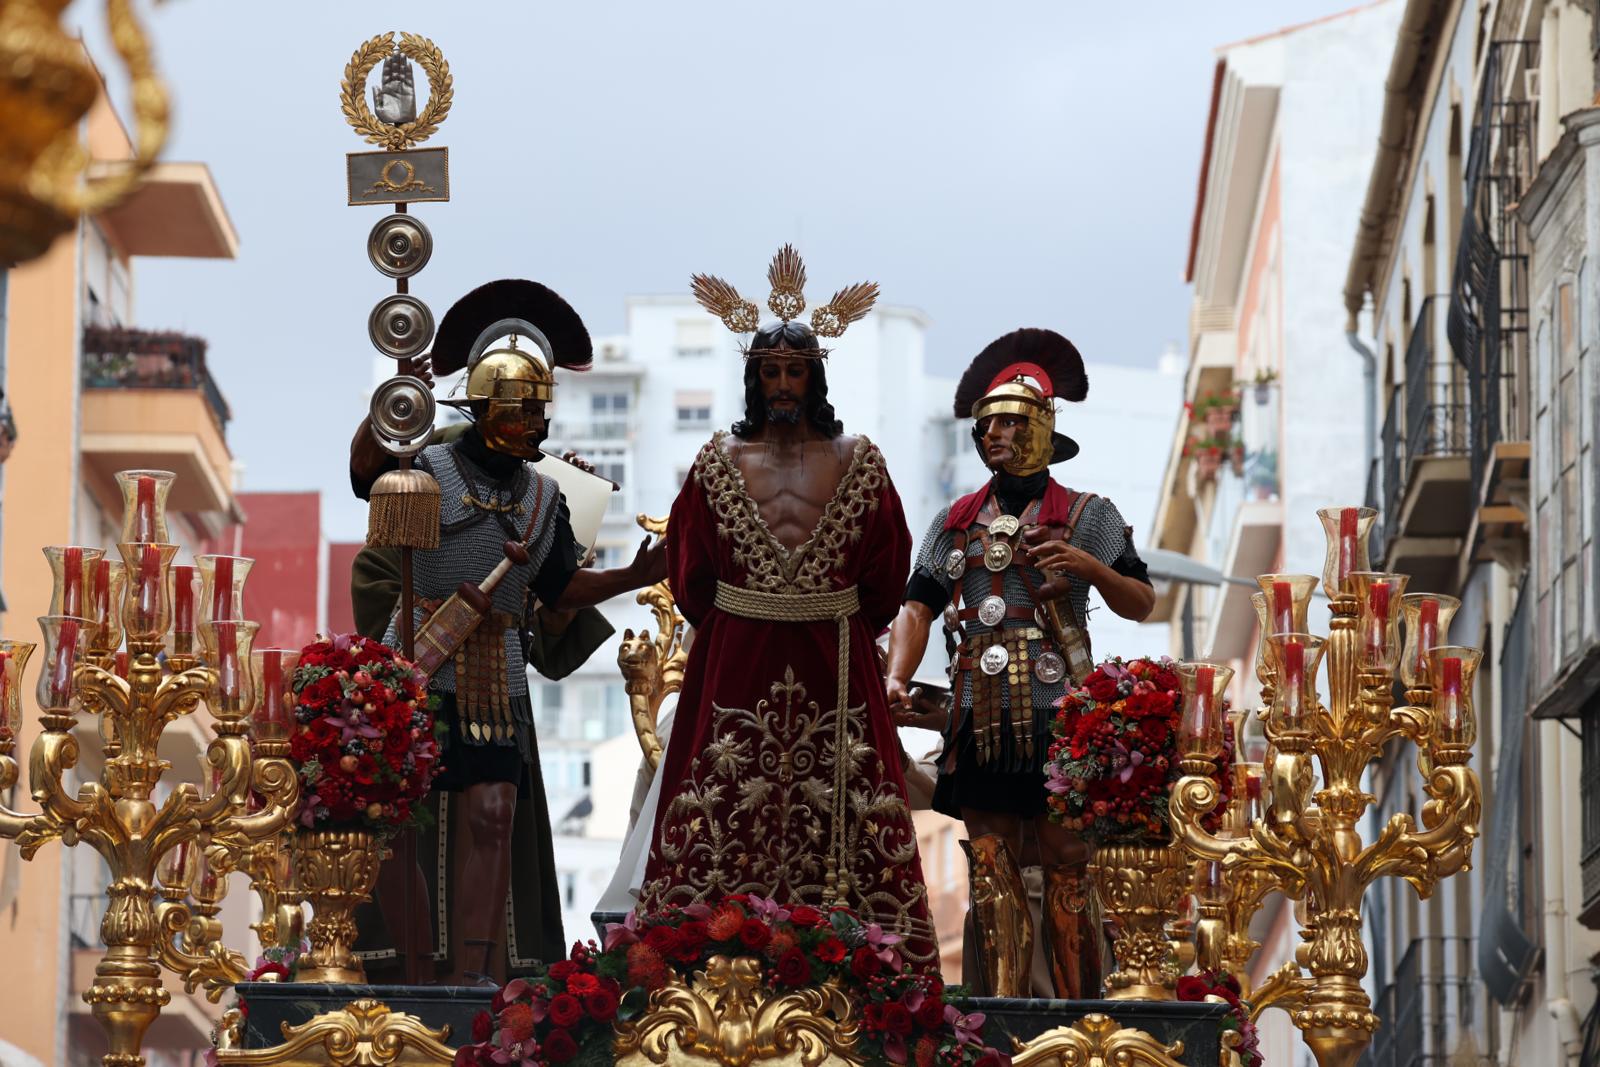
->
[1366, 581, 1392, 658]
[172, 565, 195, 635]
[62, 547, 83, 617]
[91, 559, 112, 630]
[1440, 655, 1462, 698]
[50, 619, 80, 706]
[1272, 580, 1293, 635]
[134, 475, 156, 542]
[212, 556, 234, 620]
[215, 621, 240, 709]
[137, 545, 160, 623]
[259, 650, 286, 734]
[1415, 598, 1439, 677]
[1338, 508, 1358, 588]
[113, 651, 128, 679]
[1282, 639, 1304, 691]
[0, 650, 11, 742]
[1195, 663, 1215, 730]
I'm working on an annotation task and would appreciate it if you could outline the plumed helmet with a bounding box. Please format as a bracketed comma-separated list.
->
[954, 328, 1089, 476]
[434, 279, 591, 409]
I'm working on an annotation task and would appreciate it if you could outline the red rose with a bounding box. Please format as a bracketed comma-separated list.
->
[470, 1009, 493, 1044]
[566, 972, 600, 996]
[1138, 717, 1170, 746]
[584, 988, 619, 1022]
[850, 947, 881, 980]
[775, 947, 811, 986]
[880, 1002, 914, 1036]
[863, 1003, 885, 1031]
[547, 992, 583, 1029]
[1175, 975, 1210, 1001]
[789, 905, 824, 927]
[1084, 671, 1118, 702]
[644, 924, 681, 956]
[738, 918, 772, 950]
[816, 937, 847, 964]
[452, 1048, 476, 1067]
[913, 996, 944, 1031]
[543, 1028, 578, 1063]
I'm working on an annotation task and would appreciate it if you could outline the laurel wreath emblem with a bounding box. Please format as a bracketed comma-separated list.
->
[340, 32, 455, 150]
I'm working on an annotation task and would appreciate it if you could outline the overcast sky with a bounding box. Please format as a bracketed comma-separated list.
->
[72, 0, 1386, 540]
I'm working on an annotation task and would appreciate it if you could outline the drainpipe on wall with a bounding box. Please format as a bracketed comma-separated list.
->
[1346, 330, 1378, 478]
[1539, 719, 1585, 1062]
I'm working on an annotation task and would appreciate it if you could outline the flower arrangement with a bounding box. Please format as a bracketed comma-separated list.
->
[1176, 969, 1262, 1067]
[1044, 657, 1233, 843]
[289, 634, 442, 833]
[454, 897, 1011, 1067]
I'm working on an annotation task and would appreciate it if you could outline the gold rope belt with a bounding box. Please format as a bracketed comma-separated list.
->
[713, 581, 860, 903]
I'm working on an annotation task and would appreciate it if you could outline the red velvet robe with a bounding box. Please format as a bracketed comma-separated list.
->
[639, 433, 937, 965]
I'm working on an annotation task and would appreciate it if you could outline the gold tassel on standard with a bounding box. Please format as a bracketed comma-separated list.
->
[366, 467, 441, 549]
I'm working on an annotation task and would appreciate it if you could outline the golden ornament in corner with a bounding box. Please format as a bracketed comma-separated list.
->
[0, 0, 170, 265]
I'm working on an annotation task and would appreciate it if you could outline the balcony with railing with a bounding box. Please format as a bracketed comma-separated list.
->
[1447, 39, 1537, 564]
[79, 325, 237, 521]
[1360, 936, 1494, 1067]
[1376, 297, 1472, 593]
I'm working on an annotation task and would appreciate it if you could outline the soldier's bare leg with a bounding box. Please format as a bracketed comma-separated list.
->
[448, 781, 517, 984]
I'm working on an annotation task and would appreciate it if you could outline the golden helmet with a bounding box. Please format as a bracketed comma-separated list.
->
[955, 329, 1089, 478]
[452, 335, 553, 405]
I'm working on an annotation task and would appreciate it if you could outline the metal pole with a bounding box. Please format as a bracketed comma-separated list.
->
[1181, 586, 1196, 662]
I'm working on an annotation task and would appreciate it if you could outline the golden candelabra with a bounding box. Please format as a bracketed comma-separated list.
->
[0, 0, 170, 265]
[1170, 506, 1481, 1067]
[0, 470, 299, 1067]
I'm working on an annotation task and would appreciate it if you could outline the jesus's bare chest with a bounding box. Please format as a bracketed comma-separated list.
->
[724, 440, 853, 554]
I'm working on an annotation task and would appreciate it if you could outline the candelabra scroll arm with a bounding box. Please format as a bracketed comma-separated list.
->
[1354, 764, 1480, 895]
[1245, 959, 1313, 1024]
[1386, 703, 1431, 748]
[22, 729, 106, 856]
[208, 755, 301, 855]
[1172, 773, 1306, 894]
[187, 734, 254, 830]
[153, 898, 248, 1002]
[0, 751, 45, 842]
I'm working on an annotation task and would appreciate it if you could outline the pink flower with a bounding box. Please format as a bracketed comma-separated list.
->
[603, 909, 642, 951]
[945, 1004, 986, 1045]
[745, 895, 792, 924]
[861, 922, 903, 966]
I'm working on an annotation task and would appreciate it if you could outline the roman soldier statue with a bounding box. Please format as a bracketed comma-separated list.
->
[349, 279, 665, 981]
[885, 328, 1155, 998]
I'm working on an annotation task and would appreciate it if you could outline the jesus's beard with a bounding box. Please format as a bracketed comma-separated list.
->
[766, 404, 802, 425]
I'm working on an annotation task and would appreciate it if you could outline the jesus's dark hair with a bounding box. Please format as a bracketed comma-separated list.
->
[729, 322, 845, 439]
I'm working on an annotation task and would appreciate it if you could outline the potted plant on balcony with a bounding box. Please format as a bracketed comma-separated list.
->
[1246, 368, 1277, 405]
[1202, 391, 1238, 434]
[1188, 435, 1225, 481]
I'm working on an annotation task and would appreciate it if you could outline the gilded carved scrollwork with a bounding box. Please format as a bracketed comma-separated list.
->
[613, 955, 863, 1067]
[1009, 1013, 1186, 1067]
[618, 513, 686, 773]
[214, 999, 455, 1066]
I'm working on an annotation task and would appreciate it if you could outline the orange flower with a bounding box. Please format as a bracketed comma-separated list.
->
[768, 929, 798, 958]
[706, 903, 744, 941]
[498, 1002, 535, 1044]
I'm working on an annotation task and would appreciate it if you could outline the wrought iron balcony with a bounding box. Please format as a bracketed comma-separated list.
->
[81, 325, 231, 433]
[1360, 936, 1492, 1067]
[1447, 40, 1537, 558]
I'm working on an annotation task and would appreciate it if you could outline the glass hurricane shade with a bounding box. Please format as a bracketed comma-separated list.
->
[1266, 633, 1326, 734]
[252, 648, 299, 742]
[43, 546, 105, 619]
[1316, 506, 1376, 598]
[0, 641, 36, 745]
[199, 619, 260, 719]
[1350, 572, 1409, 672]
[1178, 661, 1234, 761]
[36, 615, 92, 711]
[1400, 593, 1461, 689]
[1428, 646, 1482, 749]
[115, 470, 175, 546]
[196, 555, 253, 631]
[117, 543, 178, 640]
